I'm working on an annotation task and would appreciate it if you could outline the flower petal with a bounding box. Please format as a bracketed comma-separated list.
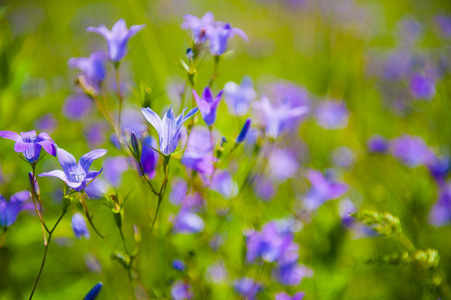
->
[182, 107, 199, 124]
[79, 149, 108, 173]
[56, 148, 80, 175]
[141, 107, 163, 135]
[0, 131, 21, 142]
[13, 141, 33, 153]
[10, 191, 30, 203]
[86, 25, 111, 39]
[38, 140, 57, 156]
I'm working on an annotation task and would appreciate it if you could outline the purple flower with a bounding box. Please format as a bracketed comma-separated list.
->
[303, 169, 348, 211]
[396, 16, 423, 44]
[169, 178, 188, 206]
[332, 147, 355, 168]
[254, 175, 276, 201]
[410, 73, 436, 100]
[268, 148, 299, 182]
[429, 183, 451, 226]
[436, 15, 451, 37]
[389, 135, 434, 167]
[171, 280, 193, 300]
[140, 136, 159, 178]
[181, 12, 219, 44]
[63, 95, 93, 120]
[71, 213, 90, 239]
[206, 261, 228, 284]
[84, 282, 102, 300]
[223, 76, 257, 116]
[172, 259, 186, 271]
[192, 87, 223, 126]
[84, 122, 108, 148]
[211, 170, 238, 198]
[234, 277, 261, 300]
[0, 191, 32, 227]
[314, 101, 349, 130]
[0, 130, 56, 163]
[273, 263, 313, 286]
[367, 135, 388, 153]
[254, 97, 308, 138]
[173, 208, 205, 234]
[87, 19, 145, 62]
[103, 156, 128, 187]
[338, 198, 356, 228]
[236, 118, 252, 143]
[428, 155, 450, 182]
[39, 147, 107, 191]
[181, 126, 216, 179]
[35, 114, 58, 133]
[68, 51, 107, 90]
[141, 105, 198, 156]
[206, 23, 248, 56]
[275, 292, 306, 300]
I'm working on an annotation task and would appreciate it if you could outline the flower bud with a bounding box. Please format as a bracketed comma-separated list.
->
[84, 282, 103, 300]
[28, 172, 40, 197]
[130, 131, 141, 160]
[236, 118, 252, 144]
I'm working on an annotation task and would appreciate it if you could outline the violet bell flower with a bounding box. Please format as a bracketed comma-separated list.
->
[0, 130, 56, 163]
[0, 191, 32, 228]
[87, 19, 145, 62]
[181, 12, 220, 44]
[192, 87, 223, 126]
[141, 105, 198, 156]
[39, 147, 107, 191]
[68, 51, 107, 91]
[207, 23, 248, 56]
[223, 76, 257, 116]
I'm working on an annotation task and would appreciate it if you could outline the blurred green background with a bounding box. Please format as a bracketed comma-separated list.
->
[2, 0, 451, 299]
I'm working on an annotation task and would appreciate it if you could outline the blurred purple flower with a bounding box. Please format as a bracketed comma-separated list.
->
[182, 126, 216, 179]
[429, 183, 451, 226]
[206, 261, 228, 284]
[223, 76, 257, 116]
[85, 254, 102, 273]
[120, 108, 148, 137]
[192, 87, 223, 126]
[172, 259, 186, 271]
[396, 16, 423, 45]
[303, 169, 348, 211]
[338, 198, 356, 228]
[211, 170, 238, 198]
[428, 155, 450, 182]
[273, 263, 313, 286]
[0, 130, 56, 163]
[268, 148, 299, 182]
[141, 105, 198, 155]
[410, 73, 436, 100]
[332, 147, 355, 168]
[84, 178, 109, 199]
[234, 277, 261, 300]
[254, 175, 276, 201]
[389, 135, 434, 167]
[35, 114, 58, 133]
[275, 292, 306, 300]
[207, 23, 248, 56]
[254, 97, 308, 138]
[63, 95, 93, 120]
[0, 191, 32, 227]
[140, 136, 158, 178]
[436, 15, 451, 37]
[39, 148, 107, 191]
[71, 213, 90, 239]
[367, 135, 388, 153]
[87, 19, 145, 62]
[171, 280, 193, 300]
[173, 208, 205, 234]
[103, 156, 128, 187]
[181, 12, 219, 44]
[68, 51, 107, 90]
[169, 177, 188, 206]
[314, 101, 349, 130]
[84, 123, 108, 148]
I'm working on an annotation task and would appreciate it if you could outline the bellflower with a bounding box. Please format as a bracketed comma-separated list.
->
[103, 156, 128, 187]
[234, 278, 261, 300]
[84, 282, 102, 300]
[303, 169, 348, 211]
[236, 118, 252, 143]
[268, 148, 299, 182]
[367, 134, 388, 153]
[0, 130, 56, 163]
[206, 261, 228, 284]
[182, 126, 216, 179]
[273, 263, 313, 286]
[173, 207, 205, 234]
[181, 12, 219, 44]
[171, 280, 193, 300]
[254, 97, 308, 138]
[428, 155, 450, 183]
[211, 170, 238, 198]
[314, 101, 349, 130]
[71, 213, 90, 239]
[39, 147, 107, 191]
[0, 191, 32, 228]
[35, 113, 58, 133]
[172, 259, 186, 271]
[192, 87, 223, 126]
[87, 19, 145, 62]
[141, 106, 198, 156]
[275, 292, 306, 300]
[389, 135, 434, 167]
[410, 73, 436, 100]
[332, 147, 355, 168]
[429, 183, 451, 226]
[63, 95, 93, 120]
[68, 51, 107, 91]
[140, 136, 159, 178]
[436, 15, 451, 37]
[223, 76, 257, 116]
[207, 23, 248, 56]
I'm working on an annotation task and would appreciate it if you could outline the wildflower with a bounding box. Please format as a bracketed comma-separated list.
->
[172, 259, 186, 271]
[428, 155, 450, 182]
[389, 135, 434, 167]
[39, 147, 107, 191]
[140, 136, 158, 178]
[272, 263, 313, 286]
[223, 76, 257, 116]
[0, 191, 32, 228]
[207, 23, 248, 56]
[68, 51, 107, 91]
[63, 95, 93, 120]
[0, 130, 56, 163]
[35, 114, 58, 133]
[210, 170, 238, 198]
[181, 12, 219, 44]
[171, 280, 193, 300]
[103, 156, 128, 187]
[71, 213, 90, 239]
[410, 73, 436, 100]
[254, 97, 308, 138]
[173, 207, 205, 234]
[367, 135, 388, 153]
[84, 282, 102, 300]
[275, 292, 306, 300]
[141, 105, 198, 156]
[314, 101, 349, 130]
[435, 15, 451, 37]
[303, 169, 348, 211]
[236, 118, 252, 143]
[206, 261, 228, 284]
[332, 146, 355, 168]
[268, 147, 299, 182]
[429, 183, 451, 226]
[192, 87, 223, 126]
[234, 277, 261, 300]
[87, 19, 145, 62]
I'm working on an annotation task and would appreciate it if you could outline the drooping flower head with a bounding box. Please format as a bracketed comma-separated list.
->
[141, 105, 198, 156]
[0, 130, 56, 163]
[303, 169, 348, 211]
[254, 96, 308, 138]
[181, 12, 220, 44]
[68, 51, 107, 91]
[0, 191, 32, 228]
[224, 76, 257, 116]
[39, 147, 107, 191]
[87, 19, 145, 62]
[72, 213, 90, 239]
[206, 23, 248, 56]
[192, 87, 223, 126]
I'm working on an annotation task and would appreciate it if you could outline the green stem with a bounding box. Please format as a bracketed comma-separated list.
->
[208, 56, 220, 87]
[115, 63, 123, 135]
